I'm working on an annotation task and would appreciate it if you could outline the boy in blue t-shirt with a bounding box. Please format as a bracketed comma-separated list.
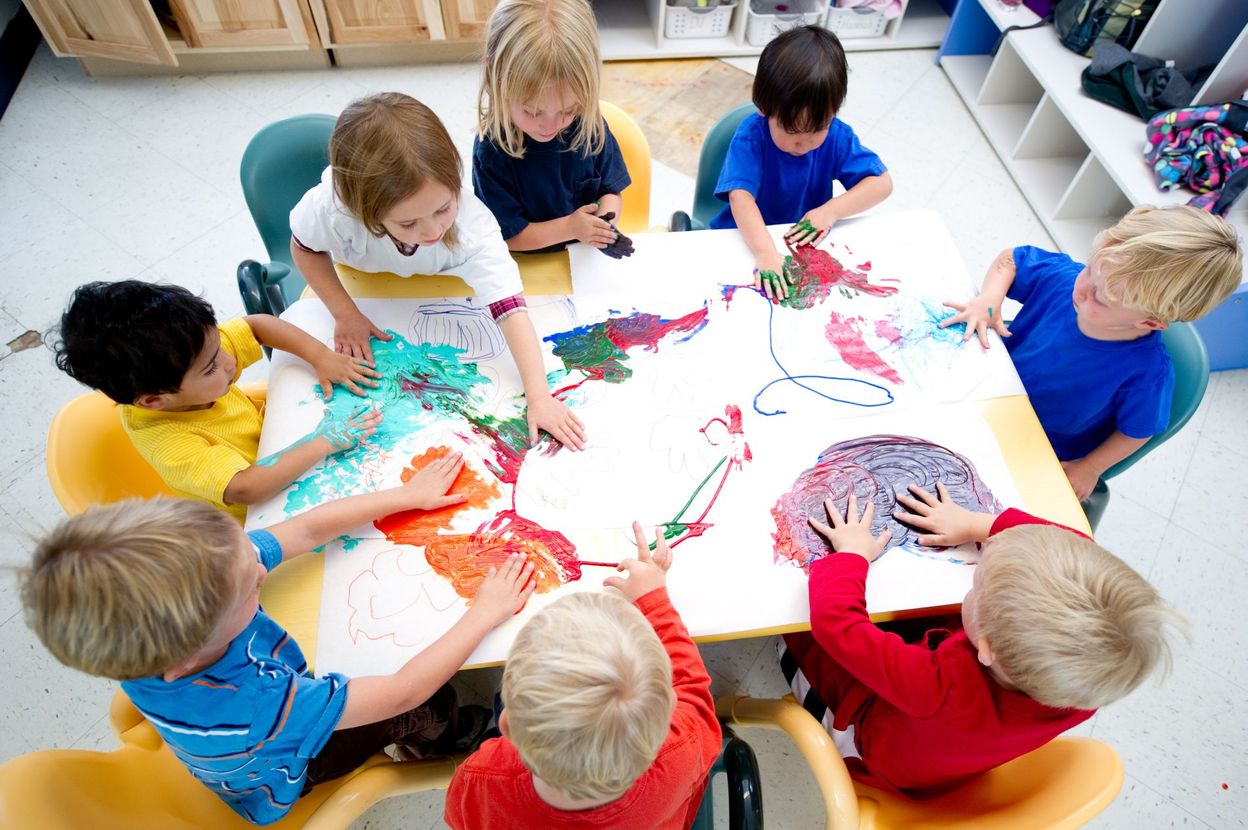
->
[943, 205, 1242, 500]
[711, 25, 893, 300]
[21, 451, 536, 826]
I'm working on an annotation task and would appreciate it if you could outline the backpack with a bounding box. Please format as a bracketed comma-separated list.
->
[1054, 0, 1159, 56]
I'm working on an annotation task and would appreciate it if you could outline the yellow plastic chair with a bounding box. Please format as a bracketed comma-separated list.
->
[599, 100, 651, 234]
[0, 690, 459, 830]
[717, 695, 1123, 830]
[46, 384, 268, 515]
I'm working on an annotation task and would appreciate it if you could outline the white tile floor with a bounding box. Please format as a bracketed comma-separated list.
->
[0, 42, 1244, 830]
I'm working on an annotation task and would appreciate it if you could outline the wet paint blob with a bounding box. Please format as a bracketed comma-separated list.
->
[373, 445, 501, 547]
[825, 311, 904, 385]
[424, 510, 582, 599]
[779, 245, 899, 310]
[543, 307, 710, 387]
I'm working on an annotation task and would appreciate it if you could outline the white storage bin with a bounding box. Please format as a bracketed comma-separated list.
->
[664, 1, 737, 39]
[824, 5, 888, 39]
[745, 0, 825, 47]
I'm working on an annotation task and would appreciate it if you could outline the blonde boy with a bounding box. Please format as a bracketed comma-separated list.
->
[781, 485, 1183, 793]
[944, 205, 1242, 499]
[21, 452, 535, 826]
[444, 525, 722, 829]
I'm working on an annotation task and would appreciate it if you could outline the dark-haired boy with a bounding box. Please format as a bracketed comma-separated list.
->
[711, 25, 893, 299]
[54, 280, 381, 520]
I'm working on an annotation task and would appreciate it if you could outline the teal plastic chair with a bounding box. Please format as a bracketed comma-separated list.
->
[670, 103, 755, 232]
[691, 729, 763, 830]
[1082, 321, 1210, 531]
[236, 114, 337, 316]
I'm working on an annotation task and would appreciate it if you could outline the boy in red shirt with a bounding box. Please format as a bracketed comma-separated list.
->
[783, 485, 1183, 794]
[444, 523, 721, 829]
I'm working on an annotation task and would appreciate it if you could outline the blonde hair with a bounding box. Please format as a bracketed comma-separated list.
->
[976, 525, 1186, 710]
[1092, 204, 1242, 322]
[20, 499, 240, 681]
[502, 592, 675, 801]
[331, 93, 462, 248]
[478, 0, 604, 159]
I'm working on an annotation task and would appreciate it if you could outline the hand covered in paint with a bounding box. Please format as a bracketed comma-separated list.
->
[1060, 458, 1100, 501]
[333, 310, 393, 366]
[809, 491, 890, 562]
[318, 407, 382, 454]
[312, 348, 382, 400]
[527, 392, 587, 451]
[893, 482, 996, 547]
[754, 249, 790, 302]
[569, 204, 619, 249]
[468, 553, 537, 625]
[596, 212, 634, 259]
[784, 205, 837, 247]
[604, 522, 673, 602]
[397, 450, 471, 511]
[940, 291, 1011, 350]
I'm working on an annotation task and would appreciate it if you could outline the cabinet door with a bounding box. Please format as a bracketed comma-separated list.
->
[23, 0, 177, 65]
[320, 0, 443, 44]
[441, 0, 497, 39]
[167, 0, 313, 48]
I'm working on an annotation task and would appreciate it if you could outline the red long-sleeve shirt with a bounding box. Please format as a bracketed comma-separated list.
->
[791, 508, 1095, 794]
[444, 587, 722, 829]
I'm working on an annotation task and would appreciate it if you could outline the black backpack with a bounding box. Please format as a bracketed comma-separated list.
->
[1054, 0, 1160, 56]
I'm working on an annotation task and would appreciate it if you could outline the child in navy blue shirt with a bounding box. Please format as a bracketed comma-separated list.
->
[712, 26, 892, 300]
[942, 205, 1242, 500]
[473, 0, 632, 257]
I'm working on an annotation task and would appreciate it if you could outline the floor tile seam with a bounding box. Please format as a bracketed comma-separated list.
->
[1162, 436, 1242, 529]
[857, 57, 941, 130]
[1114, 772, 1219, 829]
[119, 205, 252, 273]
[0, 154, 104, 251]
[55, 76, 203, 129]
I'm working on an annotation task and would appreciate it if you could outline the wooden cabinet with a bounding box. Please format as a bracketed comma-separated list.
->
[440, 0, 495, 39]
[168, 0, 314, 48]
[24, 0, 176, 65]
[316, 0, 442, 45]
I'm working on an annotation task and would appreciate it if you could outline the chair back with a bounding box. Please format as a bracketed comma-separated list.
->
[599, 101, 651, 234]
[690, 104, 754, 230]
[1102, 321, 1209, 480]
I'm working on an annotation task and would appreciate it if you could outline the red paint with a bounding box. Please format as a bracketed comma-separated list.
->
[874, 316, 903, 343]
[783, 242, 898, 309]
[825, 311, 904, 385]
[374, 446, 499, 546]
[424, 510, 581, 599]
[605, 306, 709, 353]
[699, 403, 753, 469]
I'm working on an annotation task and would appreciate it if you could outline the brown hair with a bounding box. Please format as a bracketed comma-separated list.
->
[753, 25, 849, 133]
[331, 92, 463, 247]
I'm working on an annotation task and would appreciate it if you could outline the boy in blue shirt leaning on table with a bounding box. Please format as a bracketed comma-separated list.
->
[20, 451, 535, 826]
[711, 25, 893, 300]
[943, 205, 1242, 500]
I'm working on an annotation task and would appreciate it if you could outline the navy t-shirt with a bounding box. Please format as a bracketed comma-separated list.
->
[472, 116, 631, 249]
[1005, 246, 1174, 460]
[709, 112, 886, 229]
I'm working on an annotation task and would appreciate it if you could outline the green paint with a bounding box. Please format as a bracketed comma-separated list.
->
[791, 218, 818, 236]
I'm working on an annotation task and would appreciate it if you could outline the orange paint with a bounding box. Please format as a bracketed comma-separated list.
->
[374, 445, 500, 546]
[424, 511, 581, 600]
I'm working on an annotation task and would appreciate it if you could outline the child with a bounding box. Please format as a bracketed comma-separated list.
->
[710, 26, 893, 300]
[780, 484, 1183, 794]
[444, 523, 721, 829]
[943, 205, 1242, 499]
[473, 0, 633, 258]
[54, 280, 381, 522]
[20, 452, 536, 825]
[289, 92, 586, 450]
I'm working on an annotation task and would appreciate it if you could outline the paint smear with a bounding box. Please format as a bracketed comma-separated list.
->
[544, 307, 709, 387]
[770, 435, 1002, 568]
[780, 245, 898, 310]
[825, 311, 904, 385]
[424, 510, 581, 599]
[373, 445, 501, 547]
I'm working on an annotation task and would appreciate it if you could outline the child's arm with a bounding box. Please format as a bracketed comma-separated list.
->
[941, 247, 1017, 349]
[595, 193, 622, 221]
[497, 311, 587, 450]
[1060, 431, 1150, 501]
[338, 553, 535, 730]
[290, 241, 394, 365]
[245, 314, 380, 400]
[783, 172, 894, 247]
[728, 189, 790, 301]
[223, 408, 382, 507]
[505, 205, 618, 252]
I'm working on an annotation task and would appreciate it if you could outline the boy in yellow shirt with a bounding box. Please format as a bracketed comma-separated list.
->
[54, 280, 380, 521]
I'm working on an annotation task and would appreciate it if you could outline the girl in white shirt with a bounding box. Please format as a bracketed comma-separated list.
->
[290, 92, 585, 450]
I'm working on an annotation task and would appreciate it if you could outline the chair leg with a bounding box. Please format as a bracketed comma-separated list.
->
[1081, 479, 1110, 534]
[670, 211, 693, 233]
[263, 261, 293, 317]
[237, 260, 269, 316]
[722, 731, 764, 830]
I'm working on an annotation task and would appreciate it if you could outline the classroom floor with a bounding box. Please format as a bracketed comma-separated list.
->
[0, 42, 1244, 830]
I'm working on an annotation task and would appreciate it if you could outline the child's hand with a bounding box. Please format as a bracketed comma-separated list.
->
[596, 212, 634, 259]
[334, 311, 393, 365]
[569, 204, 619, 249]
[809, 492, 891, 562]
[604, 521, 673, 601]
[754, 250, 790, 301]
[471, 553, 537, 626]
[893, 482, 995, 547]
[940, 293, 1011, 350]
[319, 406, 383, 454]
[313, 349, 381, 400]
[397, 450, 470, 511]
[784, 206, 836, 247]
[1060, 458, 1100, 501]
[527, 392, 587, 451]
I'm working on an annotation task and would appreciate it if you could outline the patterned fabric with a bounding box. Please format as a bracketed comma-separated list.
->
[1145, 101, 1248, 216]
[487, 293, 528, 322]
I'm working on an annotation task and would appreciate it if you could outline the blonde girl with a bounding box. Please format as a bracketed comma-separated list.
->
[473, 0, 632, 256]
[289, 92, 585, 450]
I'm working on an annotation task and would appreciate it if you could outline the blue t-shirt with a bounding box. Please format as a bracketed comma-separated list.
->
[1005, 246, 1174, 460]
[709, 112, 886, 230]
[472, 116, 632, 249]
[122, 530, 349, 825]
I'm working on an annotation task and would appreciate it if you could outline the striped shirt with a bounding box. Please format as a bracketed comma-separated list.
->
[122, 530, 349, 825]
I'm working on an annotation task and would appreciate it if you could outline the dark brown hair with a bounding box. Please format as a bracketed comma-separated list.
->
[753, 26, 849, 133]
